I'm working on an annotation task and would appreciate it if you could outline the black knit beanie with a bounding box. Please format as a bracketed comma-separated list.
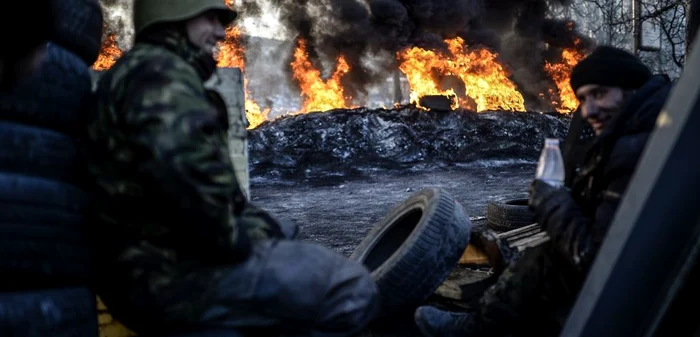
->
[570, 46, 652, 93]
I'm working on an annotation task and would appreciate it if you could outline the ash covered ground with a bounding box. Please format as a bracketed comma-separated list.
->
[252, 162, 537, 256]
[247, 106, 570, 256]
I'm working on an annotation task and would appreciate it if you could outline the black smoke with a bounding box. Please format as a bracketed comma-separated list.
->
[239, 0, 595, 111]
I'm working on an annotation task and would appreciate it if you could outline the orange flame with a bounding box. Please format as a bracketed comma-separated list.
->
[216, 26, 270, 129]
[398, 37, 525, 112]
[397, 47, 460, 110]
[240, 78, 270, 129]
[290, 39, 353, 114]
[93, 14, 581, 130]
[93, 34, 122, 71]
[217, 26, 246, 69]
[544, 40, 586, 113]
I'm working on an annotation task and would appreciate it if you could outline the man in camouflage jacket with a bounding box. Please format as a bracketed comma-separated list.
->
[413, 47, 674, 337]
[83, 1, 378, 335]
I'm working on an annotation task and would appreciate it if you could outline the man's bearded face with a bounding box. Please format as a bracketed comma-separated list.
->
[576, 84, 627, 135]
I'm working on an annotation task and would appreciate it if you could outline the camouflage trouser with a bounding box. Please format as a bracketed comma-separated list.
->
[198, 239, 380, 337]
[477, 241, 584, 337]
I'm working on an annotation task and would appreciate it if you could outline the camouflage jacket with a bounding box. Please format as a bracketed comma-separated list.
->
[84, 30, 283, 329]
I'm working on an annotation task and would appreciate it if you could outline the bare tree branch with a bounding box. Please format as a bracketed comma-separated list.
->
[641, 0, 685, 21]
[567, 0, 686, 75]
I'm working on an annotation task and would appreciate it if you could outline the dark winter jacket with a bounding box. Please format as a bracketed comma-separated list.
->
[540, 75, 673, 270]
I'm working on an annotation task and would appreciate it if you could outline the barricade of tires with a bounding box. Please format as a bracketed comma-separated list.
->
[0, 1, 103, 335]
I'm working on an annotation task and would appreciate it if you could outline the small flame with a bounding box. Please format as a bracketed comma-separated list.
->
[397, 47, 460, 110]
[93, 33, 122, 71]
[544, 39, 586, 113]
[216, 26, 270, 129]
[241, 77, 271, 129]
[217, 26, 245, 69]
[290, 39, 353, 114]
[398, 37, 525, 112]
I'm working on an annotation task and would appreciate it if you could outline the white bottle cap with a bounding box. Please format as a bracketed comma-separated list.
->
[545, 138, 560, 146]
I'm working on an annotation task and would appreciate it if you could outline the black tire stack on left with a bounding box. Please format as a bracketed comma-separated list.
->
[0, 1, 104, 335]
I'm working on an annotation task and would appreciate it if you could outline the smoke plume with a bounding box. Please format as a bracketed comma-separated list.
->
[96, 0, 595, 111]
[99, 0, 134, 50]
[239, 0, 594, 110]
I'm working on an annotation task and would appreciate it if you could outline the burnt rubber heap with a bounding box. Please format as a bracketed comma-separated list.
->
[248, 105, 571, 178]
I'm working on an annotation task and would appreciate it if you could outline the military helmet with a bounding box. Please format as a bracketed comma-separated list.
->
[133, 0, 237, 36]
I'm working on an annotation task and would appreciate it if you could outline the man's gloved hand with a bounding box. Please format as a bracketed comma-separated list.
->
[528, 179, 575, 230]
[238, 203, 286, 241]
[238, 204, 302, 241]
[528, 179, 594, 268]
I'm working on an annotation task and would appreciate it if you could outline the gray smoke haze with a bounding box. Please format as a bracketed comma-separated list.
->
[239, 0, 595, 111]
[96, 0, 595, 111]
[99, 0, 134, 49]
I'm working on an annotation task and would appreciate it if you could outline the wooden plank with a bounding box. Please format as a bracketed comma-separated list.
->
[496, 223, 540, 240]
[459, 244, 491, 265]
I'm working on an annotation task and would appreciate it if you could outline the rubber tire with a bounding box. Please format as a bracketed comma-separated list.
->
[486, 194, 536, 232]
[49, 0, 104, 65]
[350, 188, 472, 317]
[0, 121, 84, 186]
[0, 173, 92, 288]
[0, 42, 93, 136]
[0, 287, 98, 337]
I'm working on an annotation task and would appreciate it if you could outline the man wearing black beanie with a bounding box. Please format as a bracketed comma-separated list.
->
[570, 45, 653, 135]
[414, 46, 674, 337]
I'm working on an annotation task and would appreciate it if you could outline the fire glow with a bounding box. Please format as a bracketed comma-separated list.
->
[94, 23, 584, 130]
[398, 37, 526, 112]
[216, 26, 271, 129]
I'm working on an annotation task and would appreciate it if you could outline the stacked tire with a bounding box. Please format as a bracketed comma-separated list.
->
[0, 1, 103, 336]
[486, 194, 535, 232]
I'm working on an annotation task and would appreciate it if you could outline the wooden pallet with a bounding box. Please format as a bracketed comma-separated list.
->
[437, 224, 549, 304]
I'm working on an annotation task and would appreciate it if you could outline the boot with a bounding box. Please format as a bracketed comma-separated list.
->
[414, 306, 486, 337]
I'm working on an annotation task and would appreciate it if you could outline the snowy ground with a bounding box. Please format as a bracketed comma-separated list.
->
[251, 161, 535, 257]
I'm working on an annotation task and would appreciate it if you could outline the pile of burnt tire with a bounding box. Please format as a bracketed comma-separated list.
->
[349, 188, 474, 319]
[0, 1, 103, 335]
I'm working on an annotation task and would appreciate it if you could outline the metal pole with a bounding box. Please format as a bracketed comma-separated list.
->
[393, 69, 403, 105]
[632, 0, 642, 54]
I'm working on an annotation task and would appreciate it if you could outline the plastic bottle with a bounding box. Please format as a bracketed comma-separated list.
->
[536, 138, 565, 187]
